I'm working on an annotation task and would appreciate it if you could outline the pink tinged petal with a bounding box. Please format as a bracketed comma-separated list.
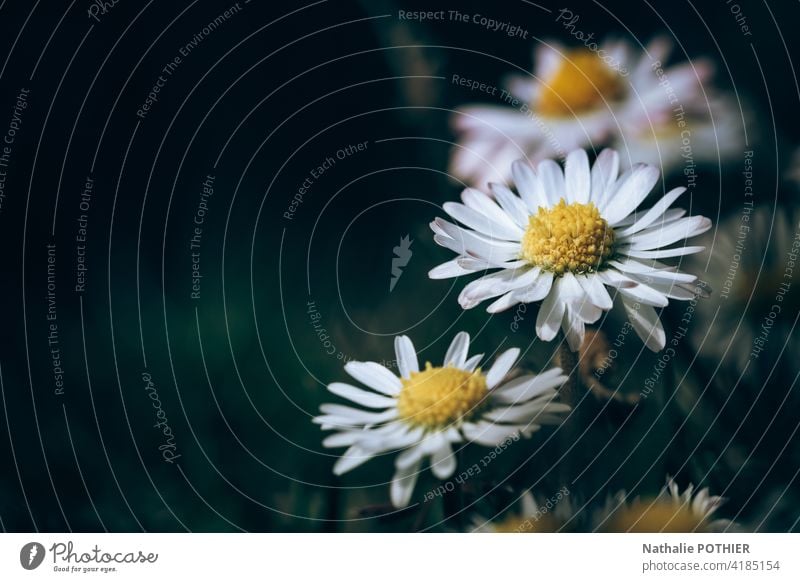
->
[565, 149, 591, 204]
[576, 274, 614, 310]
[394, 336, 419, 378]
[333, 444, 375, 475]
[618, 187, 687, 236]
[461, 187, 520, 231]
[537, 159, 566, 204]
[622, 298, 666, 351]
[491, 368, 566, 403]
[430, 439, 457, 480]
[390, 459, 422, 508]
[344, 362, 401, 395]
[444, 331, 470, 367]
[512, 159, 547, 211]
[603, 163, 661, 226]
[428, 258, 479, 280]
[489, 183, 531, 228]
[443, 201, 523, 240]
[486, 347, 520, 389]
[327, 383, 397, 409]
[623, 245, 705, 259]
[591, 148, 621, 208]
[536, 286, 565, 341]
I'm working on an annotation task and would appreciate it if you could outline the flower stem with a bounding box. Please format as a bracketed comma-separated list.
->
[557, 339, 581, 406]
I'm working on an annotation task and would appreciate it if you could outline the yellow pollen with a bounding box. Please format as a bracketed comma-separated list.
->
[520, 200, 615, 275]
[537, 50, 624, 117]
[604, 500, 709, 533]
[397, 363, 487, 429]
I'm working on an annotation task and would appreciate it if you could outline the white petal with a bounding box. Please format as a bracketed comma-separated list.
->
[394, 336, 419, 378]
[428, 257, 479, 280]
[430, 439, 457, 479]
[461, 187, 519, 231]
[565, 149, 591, 203]
[622, 216, 711, 250]
[512, 270, 554, 303]
[328, 383, 397, 409]
[591, 148, 620, 207]
[603, 164, 660, 225]
[537, 159, 566, 204]
[576, 274, 613, 310]
[491, 368, 566, 403]
[344, 361, 401, 395]
[536, 286, 565, 341]
[490, 183, 531, 228]
[333, 444, 374, 475]
[622, 298, 666, 351]
[486, 347, 520, 388]
[512, 159, 547, 211]
[463, 353, 484, 372]
[390, 459, 422, 507]
[618, 187, 686, 236]
[623, 245, 705, 259]
[561, 305, 585, 351]
[618, 284, 669, 307]
[444, 331, 470, 367]
[461, 421, 521, 446]
[443, 201, 523, 240]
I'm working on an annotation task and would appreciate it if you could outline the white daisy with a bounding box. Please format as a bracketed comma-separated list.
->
[430, 148, 712, 351]
[451, 37, 718, 188]
[596, 477, 733, 532]
[314, 332, 569, 508]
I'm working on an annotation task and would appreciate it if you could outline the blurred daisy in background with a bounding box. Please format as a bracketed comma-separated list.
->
[597, 477, 734, 532]
[430, 148, 711, 351]
[315, 332, 569, 507]
[689, 206, 800, 377]
[471, 488, 574, 532]
[451, 37, 737, 188]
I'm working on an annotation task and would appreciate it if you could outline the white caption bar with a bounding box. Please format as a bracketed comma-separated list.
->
[1, 533, 798, 581]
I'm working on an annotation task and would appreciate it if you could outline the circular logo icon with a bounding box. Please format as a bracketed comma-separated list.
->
[20, 542, 45, 570]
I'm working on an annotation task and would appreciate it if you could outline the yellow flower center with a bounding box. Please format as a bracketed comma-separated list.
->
[520, 200, 615, 275]
[605, 500, 708, 533]
[397, 363, 487, 429]
[537, 50, 624, 117]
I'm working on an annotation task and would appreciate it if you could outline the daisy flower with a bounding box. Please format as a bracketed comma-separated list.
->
[451, 37, 717, 188]
[314, 332, 569, 508]
[429, 148, 712, 351]
[597, 477, 733, 532]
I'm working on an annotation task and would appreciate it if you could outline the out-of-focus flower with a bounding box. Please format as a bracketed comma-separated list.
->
[579, 329, 639, 404]
[597, 477, 734, 532]
[430, 148, 711, 351]
[471, 489, 573, 532]
[689, 207, 800, 376]
[315, 332, 569, 507]
[450, 38, 739, 188]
